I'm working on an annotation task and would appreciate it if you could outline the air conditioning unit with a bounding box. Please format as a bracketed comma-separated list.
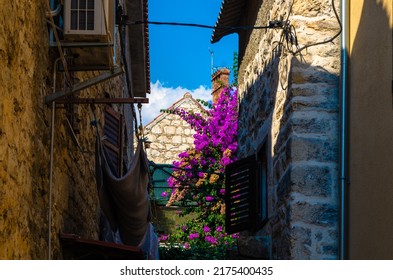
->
[63, 0, 114, 37]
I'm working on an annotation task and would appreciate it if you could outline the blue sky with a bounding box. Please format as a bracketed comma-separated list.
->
[142, 0, 238, 125]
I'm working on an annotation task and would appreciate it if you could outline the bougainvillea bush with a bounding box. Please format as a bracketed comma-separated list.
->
[159, 86, 238, 259]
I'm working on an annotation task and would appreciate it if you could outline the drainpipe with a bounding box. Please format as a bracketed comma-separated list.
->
[339, 0, 349, 260]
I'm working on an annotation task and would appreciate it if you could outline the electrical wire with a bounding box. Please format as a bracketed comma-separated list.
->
[286, 0, 342, 55]
[123, 0, 340, 57]
[125, 20, 282, 30]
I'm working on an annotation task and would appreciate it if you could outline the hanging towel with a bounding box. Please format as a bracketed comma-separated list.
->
[96, 137, 150, 247]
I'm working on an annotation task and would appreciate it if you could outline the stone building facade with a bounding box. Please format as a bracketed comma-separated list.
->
[0, 0, 149, 259]
[144, 92, 206, 165]
[212, 0, 341, 259]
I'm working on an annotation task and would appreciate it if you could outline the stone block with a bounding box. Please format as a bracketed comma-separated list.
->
[292, 0, 331, 17]
[290, 201, 338, 227]
[286, 135, 338, 163]
[316, 242, 338, 256]
[172, 135, 182, 144]
[290, 226, 312, 259]
[290, 112, 338, 135]
[237, 235, 272, 259]
[157, 135, 168, 142]
[290, 95, 338, 112]
[290, 164, 333, 197]
[171, 120, 181, 126]
[151, 126, 162, 134]
[164, 126, 176, 134]
[175, 127, 183, 134]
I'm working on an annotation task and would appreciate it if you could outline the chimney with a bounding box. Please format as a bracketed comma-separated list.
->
[211, 68, 230, 104]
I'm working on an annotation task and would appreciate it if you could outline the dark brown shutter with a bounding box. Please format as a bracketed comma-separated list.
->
[103, 106, 123, 176]
[225, 155, 257, 234]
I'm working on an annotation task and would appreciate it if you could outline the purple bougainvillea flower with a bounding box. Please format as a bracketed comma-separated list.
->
[182, 225, 187, 232]
[184, 242, 190, 249]
[159, 234, 169, 241]
[161, 191, 168, 197]
[188, 233, 199, 240]
[179, 151, 189, 158]
[205, 236, 217, 245]
[164, 86, 239, 246]
[231, 233, 240, 239]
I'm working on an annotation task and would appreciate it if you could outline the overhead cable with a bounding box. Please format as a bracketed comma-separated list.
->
[125, 20, 285, 30]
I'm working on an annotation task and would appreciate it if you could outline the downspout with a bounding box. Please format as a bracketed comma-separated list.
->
[339, 0, 349, 260]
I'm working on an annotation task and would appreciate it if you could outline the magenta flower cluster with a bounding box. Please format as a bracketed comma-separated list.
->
[163, 86, 239, 250]
[168, 86, 238, 191]
[173, 87, 238, 171]
[188, 233, 199, 240]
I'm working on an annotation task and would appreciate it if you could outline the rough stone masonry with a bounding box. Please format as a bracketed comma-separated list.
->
[236, 0, 340, 259]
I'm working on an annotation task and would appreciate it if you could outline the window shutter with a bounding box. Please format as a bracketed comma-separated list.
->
[225, 155, 257, 234]
[103, 106, 123, 176]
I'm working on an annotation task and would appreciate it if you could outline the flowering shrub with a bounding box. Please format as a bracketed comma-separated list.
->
[160, 86, 238, 258]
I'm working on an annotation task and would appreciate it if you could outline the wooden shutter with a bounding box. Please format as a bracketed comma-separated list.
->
[103, 106, 123, 176]
[225, 155, 257, 234]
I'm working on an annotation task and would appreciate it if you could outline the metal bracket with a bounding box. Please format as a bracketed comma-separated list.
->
[55, 97, 149, 105]
[45, 66, 123, 104]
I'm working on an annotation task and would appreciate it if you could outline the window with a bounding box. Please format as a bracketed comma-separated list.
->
[64, 0, 111, 36]
[149, 164, 173, 206]
[70, 0, 96, 31]
[225, 143, 268, 233]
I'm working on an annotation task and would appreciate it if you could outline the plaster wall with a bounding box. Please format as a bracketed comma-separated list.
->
[348, 0, 393, 259]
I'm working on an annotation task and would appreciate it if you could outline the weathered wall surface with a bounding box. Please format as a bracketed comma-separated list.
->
[144, 93, 206, 164]
[236, 0, 340, 259]
[348, 0, 393, 259]
[0, 1, 124, 259]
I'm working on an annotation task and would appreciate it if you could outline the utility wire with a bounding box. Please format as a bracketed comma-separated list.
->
[291, 0, 342, 55]
[125, 20, 285, 30]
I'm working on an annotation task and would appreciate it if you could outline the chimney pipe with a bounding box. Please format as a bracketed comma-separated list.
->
[211, 68, 230, 104]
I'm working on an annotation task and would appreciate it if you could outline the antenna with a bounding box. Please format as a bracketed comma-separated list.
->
[208, 48, 214, 75]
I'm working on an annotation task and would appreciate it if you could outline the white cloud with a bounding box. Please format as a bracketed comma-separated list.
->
[141, 81, 212, 126]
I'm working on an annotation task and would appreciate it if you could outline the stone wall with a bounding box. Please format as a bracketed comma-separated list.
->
[144, 93, 206, 164]
[236, 0, 340, 259]
[0, 1, 127, 259]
